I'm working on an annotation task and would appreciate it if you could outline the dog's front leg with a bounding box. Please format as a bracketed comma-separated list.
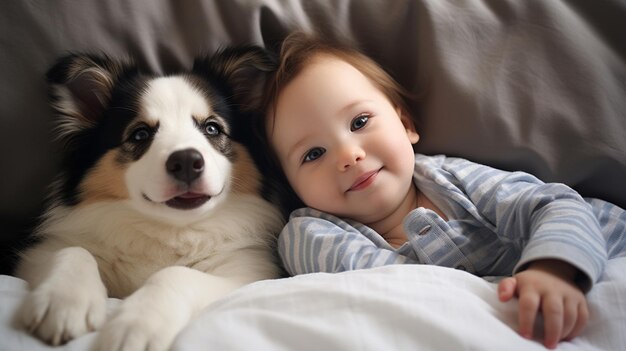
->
[93, 266, 243, 351]
[17, 246, 108, 345]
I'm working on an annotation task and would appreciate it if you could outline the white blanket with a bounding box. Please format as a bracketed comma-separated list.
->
[2, 258, 624, 350]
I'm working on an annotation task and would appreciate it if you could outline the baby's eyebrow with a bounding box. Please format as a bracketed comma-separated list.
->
[339, 100, 366, 116]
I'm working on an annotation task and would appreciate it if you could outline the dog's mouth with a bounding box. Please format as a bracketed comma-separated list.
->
[164, 192, 211, 210]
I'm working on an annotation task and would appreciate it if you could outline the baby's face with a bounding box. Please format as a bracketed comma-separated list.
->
[269, 54, 419, 225]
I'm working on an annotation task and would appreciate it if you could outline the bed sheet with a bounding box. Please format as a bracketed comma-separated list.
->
[1, 258, 624, 350]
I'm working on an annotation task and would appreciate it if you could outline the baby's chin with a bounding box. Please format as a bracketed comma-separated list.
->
[343, 203, 401, 226]
[307, 186, 409, 224]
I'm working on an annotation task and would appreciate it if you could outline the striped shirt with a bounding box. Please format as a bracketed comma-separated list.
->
[278, 154, 626, 291]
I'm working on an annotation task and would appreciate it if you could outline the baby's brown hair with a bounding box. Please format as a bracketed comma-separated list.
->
[264, 31, 415, 131]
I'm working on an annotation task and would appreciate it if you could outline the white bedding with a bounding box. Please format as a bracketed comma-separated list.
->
[2, 258, 624, 350]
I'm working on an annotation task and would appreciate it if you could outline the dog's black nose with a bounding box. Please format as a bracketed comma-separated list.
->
[166, 148, 204, 184]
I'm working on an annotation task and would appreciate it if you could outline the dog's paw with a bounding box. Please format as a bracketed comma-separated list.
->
[93, 297, 188, 351]
[19, 280, 108, 345]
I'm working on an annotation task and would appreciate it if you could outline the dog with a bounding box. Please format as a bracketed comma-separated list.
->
[14, 47, 284, 351]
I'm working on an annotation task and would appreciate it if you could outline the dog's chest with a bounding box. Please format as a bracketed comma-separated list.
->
[91, 226, 237, 297]
[44, 196, 282, 298]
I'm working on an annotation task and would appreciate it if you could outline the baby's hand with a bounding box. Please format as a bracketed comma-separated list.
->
[497, 259, 588, 349]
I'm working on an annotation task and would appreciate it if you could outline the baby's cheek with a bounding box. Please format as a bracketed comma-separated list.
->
[298, 182, 322, 205]
[299, 179, 332, 209]
[290, 175, 313, 199]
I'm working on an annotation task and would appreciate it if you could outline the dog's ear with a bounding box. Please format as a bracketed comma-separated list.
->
[46, 53, 136, 138]
[192, 46, 277, 112]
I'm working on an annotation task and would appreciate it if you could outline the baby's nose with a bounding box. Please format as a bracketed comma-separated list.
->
[337, 144, 365, 171]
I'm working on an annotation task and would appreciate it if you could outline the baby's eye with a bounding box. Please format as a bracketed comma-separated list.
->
[351, 114, 369, 131]
[303, 147, 325, 163]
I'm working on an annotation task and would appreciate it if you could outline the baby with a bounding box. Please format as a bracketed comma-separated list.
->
[259, 31, 626, 349]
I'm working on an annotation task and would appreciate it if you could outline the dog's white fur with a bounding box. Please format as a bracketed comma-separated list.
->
[16, 72, 283, 350]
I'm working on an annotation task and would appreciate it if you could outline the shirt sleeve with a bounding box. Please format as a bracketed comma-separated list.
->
[277, 209, 416, 276]
[445, 158, 608, 291]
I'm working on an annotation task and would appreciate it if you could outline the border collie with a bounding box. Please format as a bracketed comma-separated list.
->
[15, 47, 284, 351]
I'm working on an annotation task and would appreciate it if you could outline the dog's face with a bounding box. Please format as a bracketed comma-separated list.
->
[47, 49, 275, 225]
[118, 75, 237, 222]
[126, 77, 231, 214]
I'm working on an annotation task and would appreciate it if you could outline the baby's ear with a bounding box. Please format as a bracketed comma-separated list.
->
[192, 45, 278, 112]
[397, 108, 420, 144]
[46, 53, 136, 138]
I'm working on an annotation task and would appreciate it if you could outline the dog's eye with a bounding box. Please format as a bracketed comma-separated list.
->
[204, 122, 221, 136]
[130, 127, 151, 142]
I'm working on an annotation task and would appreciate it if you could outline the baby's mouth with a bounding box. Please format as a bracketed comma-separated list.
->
[347, 168, 381, 192]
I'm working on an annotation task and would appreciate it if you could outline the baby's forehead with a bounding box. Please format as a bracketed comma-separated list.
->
[291, 55, 374, 94]
[303, 53, 386, 91]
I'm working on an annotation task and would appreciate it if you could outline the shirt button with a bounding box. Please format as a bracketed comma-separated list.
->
[418, 225, 431, 236]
